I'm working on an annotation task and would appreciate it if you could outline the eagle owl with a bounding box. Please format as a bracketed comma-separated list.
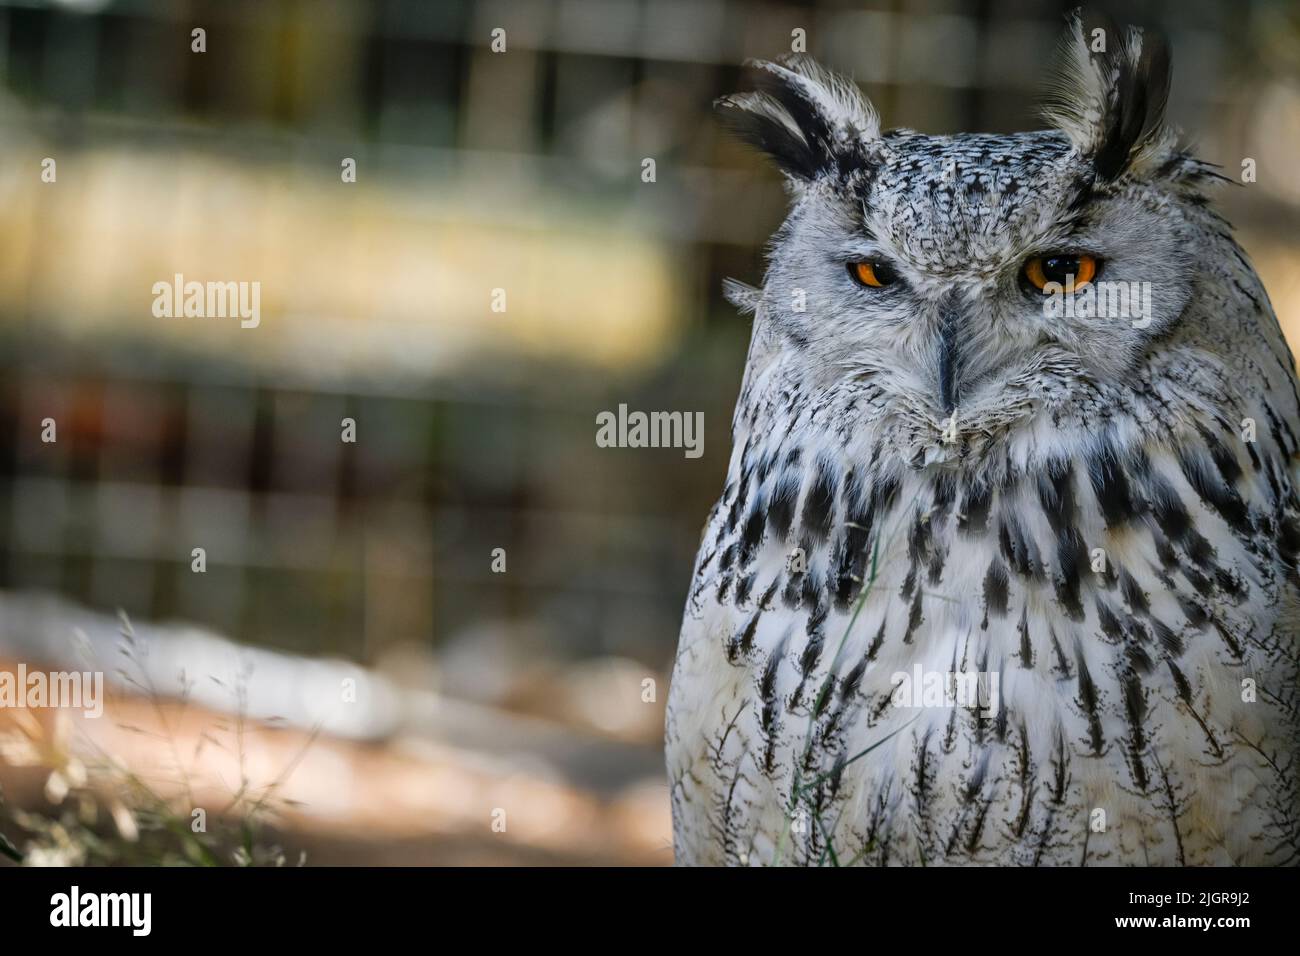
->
[666, 15, 1300, 866]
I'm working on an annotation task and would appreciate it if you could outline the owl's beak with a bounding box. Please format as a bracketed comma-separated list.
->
[936, 308, 961, 417]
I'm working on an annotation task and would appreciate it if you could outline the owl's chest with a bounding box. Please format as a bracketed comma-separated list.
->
[669, 447, 1297, 865]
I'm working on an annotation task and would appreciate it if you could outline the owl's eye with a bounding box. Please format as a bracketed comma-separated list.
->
[1023, 253, 1099, 292]
[848, 260, 898, 288]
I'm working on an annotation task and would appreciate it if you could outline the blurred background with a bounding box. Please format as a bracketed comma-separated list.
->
[0, 0, 1299, 865]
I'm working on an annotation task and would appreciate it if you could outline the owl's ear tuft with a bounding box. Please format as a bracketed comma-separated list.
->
[716, 55, 880, 181]
[1041, 10, 1175, 182]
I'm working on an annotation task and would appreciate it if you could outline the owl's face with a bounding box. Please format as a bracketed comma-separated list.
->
[722, 16, 1206, 445]
[762, 131, 1194, 422]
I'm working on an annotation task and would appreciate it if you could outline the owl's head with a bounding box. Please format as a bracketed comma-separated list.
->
[721, 13, 1228, 458]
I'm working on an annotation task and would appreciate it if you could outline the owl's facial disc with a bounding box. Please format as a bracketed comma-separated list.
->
[719, 19, 1201, 444]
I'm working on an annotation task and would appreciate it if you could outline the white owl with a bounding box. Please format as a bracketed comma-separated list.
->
[666, 13, 1300, 866]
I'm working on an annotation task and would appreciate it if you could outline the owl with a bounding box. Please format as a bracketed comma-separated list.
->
[666, 13, 1300, 866]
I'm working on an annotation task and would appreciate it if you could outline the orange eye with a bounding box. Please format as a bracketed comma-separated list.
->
[848, 260, 898, 288]
[1023, 253, 1099, 292]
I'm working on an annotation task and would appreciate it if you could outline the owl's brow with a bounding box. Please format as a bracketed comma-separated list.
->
[1064, 174, 1098, 215]
[854, 200, 877, 241]
[1029, 172, 1104, 246]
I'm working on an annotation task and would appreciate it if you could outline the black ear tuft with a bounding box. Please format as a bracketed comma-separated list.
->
[1042, 10, 1176, 182]
[716, 56, 880, 182]
[716, 93, 824, 181]
[1086, 12, 1171, 181]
